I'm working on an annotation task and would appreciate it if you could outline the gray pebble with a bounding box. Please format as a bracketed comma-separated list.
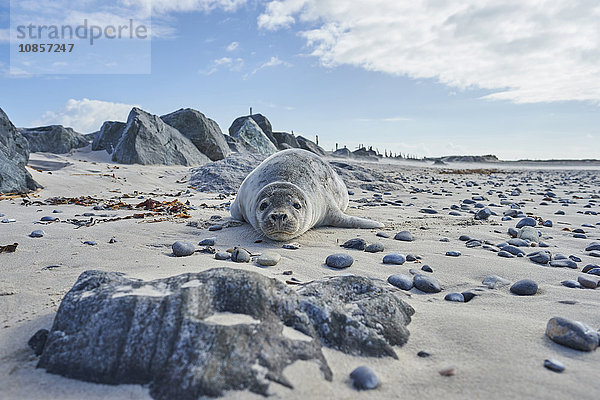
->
[256, 252, 281, 266]
[586, 268, 600, 276]
[516, 217, 536, 228]
[543, 359, 565, 373]
[282, 242, 301, 250]
[376, 232, 391, 238]
[40, 216, 58, 222]
[365, 242, 384, 253]
[215, 251, 231, 260]
[198, 237, 216, 246]
[475, 207, 492, 220]
[549, 259, 578, 269]
[444, 292, 464, 302]
[350, 366, 378, 390]
[482, 275, 511, 289]
[341, 238, 367, 250]
[577, 275, 599, 289]
[172, 241, 195, 257]
[421, 265, 433, 273]
[585, 243, 600, 252]
[445, 251, 461, 257]
[83, 241, 97, 246]
[561, 280, 582, 289]
[326, 253, 354, 269]
[208, 224, 223, 231]
[231, 248, 251, 263]
[387, 274, 413, 290]
[383, 253, 406, 265]
[497, 250, 515, 258]
[527, 250, 551, 264]
[459, 235, 472, 241]
[29, 230, 45, 238]
[406, 254, 418, 262]
[545, 317, 599, 351]
[508, 227, 519, 238]
[394, 230, 413, 241]
[510, 279, 538, 295]
[413, 274, 442, 293]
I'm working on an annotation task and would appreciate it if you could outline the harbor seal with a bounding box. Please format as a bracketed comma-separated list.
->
[231, 149, 384, 241]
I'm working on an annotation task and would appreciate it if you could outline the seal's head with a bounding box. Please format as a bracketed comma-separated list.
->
[254, 182, 310, 241]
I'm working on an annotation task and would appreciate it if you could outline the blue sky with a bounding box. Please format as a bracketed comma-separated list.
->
[1, 0, 599, 160]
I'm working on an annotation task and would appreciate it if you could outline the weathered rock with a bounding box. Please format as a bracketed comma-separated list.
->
[272, 131, 300, 150]
[19, 125, 88, 154]
[543, 359, 565, 373]
[229, 118, 277, 155]
[545, 317, 599, 351]
[229, 114, 277, 147]
[325, 253, 354, 269]
[189, 152, 264, 193]
[413, 274, 441, 293]
[256, 251, 281, 266]
[518, 226, 539, 243]
[350, 366, 378, 390]
[28, 329, 49, 356]
[0, 108, 40, 194]
[36, 268, 414, 398]
[92, 121, 126, 154]
[296, 136, 326, 156]
[341, 238, 367, 250]
[172, 241, 195, 257]
[112, 108, 210, 166]
[394, 231, 414, 242]
[510, 279, 538, 295]
[387, 274, 413, 290]
[161, 108, 230, 161]
[331, 148, 353, 158]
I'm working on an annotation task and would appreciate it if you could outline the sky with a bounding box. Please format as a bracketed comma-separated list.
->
[0, 0, 599, 160]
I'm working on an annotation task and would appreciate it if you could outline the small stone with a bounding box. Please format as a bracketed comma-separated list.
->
[350, 366, 378, 390]
[29, 230, 45, 238]
[417, 351, 431, 358]
[215, 251, 231, 260]
[510, 279, 538, 296]
[394, 230, 413, 241]
[444, 292, 464, 302]
[406, 254, 418, 262]
[516, 217, 536, 228]
[413, 274, 442, 293]
[231, 247, 251, 263]
[582, 264, 598, 273]
[482, 275, 511, 289]
[465, 240, 482, 248]
[376, 232, 390, 238]
[83, 241, 97, 246]
[40, 216, 58, 222]
[569, 255, 581, 262]
[1, 218, 16, 223]
[445, 251, 461, 257]
[52, 209, 63, 214]
[508, 238, 529, 247]
[341, 238, 367, 250]
[326, 253, 354, 269]
[527, 250, 551, 264]
[198, 237, 216, 246]
[282, 242, 301, 250]
[383, 253, 406, 265]
[439, 367, 456, 377]
[256, 252, 281, 266]
[518, 226, 539, 243]
[439, 238, 450, 242]
[282, 270, 292, 275]
[590, 251, 600, 258]
[172, 241, 195, 257]
[549, 259, 578, 269]
[364, 242, 384, 253]
[497, 250, 515, 258]
[109, 237, 117, 244]
[475, 207, 492, 220]
[545, 317, 599, 351]
[28, 329, 49, 356]
[577, 275, 599, 289]
[543, 359, 565, 373]
[585, 243, 600, 252]
[459, 235, 472, 241]
[421, 265, 433, 273]
[573, 233, 587, 239]
[387, 274, 413, 290]
[586, 268, 600, 276]
[461, 291, 477, 302]
[561, 280, 582, 289]
[208, 224, 223, 231]
[555, 210, 565, 215]
[420, 208, 438, 214]
[508, 227, 519, 238]
[543, 220, 553, 227]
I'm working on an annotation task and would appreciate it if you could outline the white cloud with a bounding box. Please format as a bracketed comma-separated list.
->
[245, 56, 292, 78]
[226, 41, 239, 51]
[200, 56, 244, 74]
[33, 98, 137, 133]
[121, 0, 247, 13]
[258, 0, 600, 104]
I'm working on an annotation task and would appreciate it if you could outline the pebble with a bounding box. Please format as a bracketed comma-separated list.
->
[83, 241, 97, 246]
[508, 238, 529, 247]
[341, 238, 367, 250]
[231, 248, 251, 263]
[413, 274, 442, 293]
[350, 366, 378, 390]
[543, 359, 565, 373]
[555, 210, 565, 215]
[459, 235, 472, 241]
[208, 224, 223, 231]
[1, 218, 16, 223]
[376, 232, 391, 238]
[590, 251, 600, 257]
[497, 250, 514, 258]
[569, 255, 581, 262]
[482, 275, 511, 289]
[421, 265, 433, 273]
[561, 280, 582, 289]
[582, 264, 598, 273]
[420, 208, 438, 214]
[417, 351, 431, 358]
[215, 251, 231, 260]
[29, 230, 45, 238]
[439, 367, 456, 377]
[585, 243, 600, 252]
[502, 245, 525, 256]
[474, 208, 492, 220]
[444, 292, 464, 302]
[394, 231, 414, 241]
[545, 317, 599, 351]
[462, 291, 477, 302]
[27, 329, 49, 356]
[282, 242, 301, 250]
[543, 220, 553, 227]
[387, 274, 413, 290]
[52, 210, 62, 214]
[508, 227, 518, 237]
[198, 237, 216, 246]
[527, 250, 551, 264]
[40, 216, 58, 222]
[364, 242, 384, 253]
[465, 240, 482, 248]
[109, 237, 117, 244]
[518, 226, 539, 242]
[577, 275, 599, 289]
[383, 253, 406, 265]
[573, 233, 587, 239]
[516, 217, 537, 228]
[406, 254, 418, 262]
[510, 279, 538, 296]
[172, 241, 195, 257]
[256, 252, 281, 266]
[445, 251, 461, 257]
[326, 253, 354, 269]
[586, 268, 600, 276]
[548, 259, 578, 269]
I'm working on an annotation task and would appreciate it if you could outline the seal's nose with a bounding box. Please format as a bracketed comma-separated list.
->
[270, 213, 288, 223]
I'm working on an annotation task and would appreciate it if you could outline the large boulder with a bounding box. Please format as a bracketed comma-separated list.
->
[229, 114, 277, 147]
[296, 135, 326, 156]
[229, 118, 277, 155]
[0, 108, 40, 194]
[92, 121, 126, 154]
[272, 131, 300, 150]
[35, 268, 413, 399]
[189, 152, 265, 193]
[18, 125, 88, 154]
[161, 108, 230, 161]
[111, 108, 210, 166]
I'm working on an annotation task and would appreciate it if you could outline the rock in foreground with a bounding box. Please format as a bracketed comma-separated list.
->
[37, 268, 414, 399]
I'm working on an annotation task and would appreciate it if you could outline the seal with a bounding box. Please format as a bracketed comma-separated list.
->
[231, 148, 384, 240]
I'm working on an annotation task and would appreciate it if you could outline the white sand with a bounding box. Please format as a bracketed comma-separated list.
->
[1, 148, 599, 399]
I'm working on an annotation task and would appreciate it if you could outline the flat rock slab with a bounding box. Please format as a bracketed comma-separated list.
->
[36, 268, 414, 399]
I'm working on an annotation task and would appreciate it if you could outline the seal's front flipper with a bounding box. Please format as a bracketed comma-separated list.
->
[325, 208, 384, 229]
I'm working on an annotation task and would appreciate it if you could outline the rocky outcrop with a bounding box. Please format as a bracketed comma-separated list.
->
[18, 125, 88, 154]
[0, 108, 40, 194]
[353, 147, 380, 161]
[92, 121, 126, 154]
[229, 118, 277, 155]
[35, 268, 413, 399]
[229, 114, 277, 147]
[189, 152, 264, 193]
[161, 108, 230, 161]
[272, 131, 300, 150]
[296, 135, 326, 156]
[331, 148, 353, 158]
[111, 108, 210, 166]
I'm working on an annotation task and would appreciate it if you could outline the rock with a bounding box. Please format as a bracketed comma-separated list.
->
[198, 238, 216, 246]
[29, 230, 45, 238]
[36, 268, 414, 397]
[161, 108, 230, 161]
[172, 241, 195, 257]
[516, 217, 537, 228]
[561, 280, 582, 289]
[510, 279, 538, 296]
[582, 264, 599, 273]
[112, 108, 210, 166]
[508, 227, 519, 238]
[387, 274, 413, 290]
[508, 238, 529, 247]
[445, 251, 461, 257]
[19, 125, 88, 154]
[341, 238, 367, 250]
[83, 241, 97, 246]
[502, 245, 525, 256]
[577, 275, 599, 289]
[413, 274, 442, 293]
[569, 255, 581, 262]
[527, 250, 551, 265]
[543, 359, 565, 373]
[573, 233, 587, 239]
[585, 243, 600, 252]
[548, 259, 578, 269]
[331, 148, 353, 158]
[417, 350, 431, 357]
[459, 235, 472, 241]
[92, 121, 126, 153]
[28, 329, 49, 356]
[364, 242, 384, 253]
[421, 265, 433, 273]
[444, 293, 464, 302]
[497, 250, 515, 258]
[394, 231, 413, 242]
[0, 108, 40, 194]
[376, 232, 391, 238]
[256, 252, 281, 266]
[296, 136, 326, 156]
[282, 242, 301, 250]
[189, 152, 264, 193]
[326, 253, 354, 269]
[518, 226, 539, 243]
[482, 275, 511, 289]
[215, 251, 231, 260]
[406, 254, 418, 262]
[545, 317, 599, 351]
[383, 253, 406, 265]
[586, 268, 600, 276]
[475, 208, 492, 220]
[208, 224, 223, 231]
[231, 247, 251, 263]
[41, 216, 58, 221]
[461, 291, 477, 302]
[229, 118, 277, 155]
[272, 131, 300, 150]
[420, 208, 438, 214]
[543, 220, 553, 227]
[466, 239, 482, 248]
[229, 114, 277, 147]
[350, 366, 378, 390]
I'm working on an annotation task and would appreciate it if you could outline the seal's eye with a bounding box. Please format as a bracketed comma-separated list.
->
[259, 202, 269, 211]
[293, 202, 301, 210]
